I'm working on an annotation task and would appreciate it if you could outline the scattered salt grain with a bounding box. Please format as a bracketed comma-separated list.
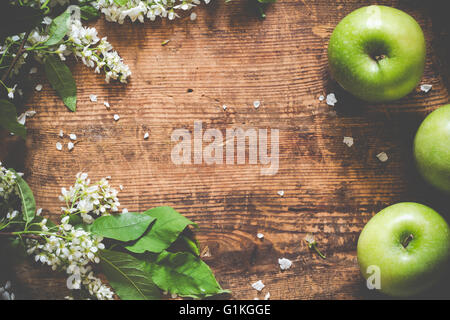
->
[190, 12, 197, 21]
[251, 280, 265, 292]
[278, 258, 293, 271]
[67, 142, 74, 151]
[144, 132, 149, 140]
[253, 100, 261, 109]
[104, 101, 110, 109]
[56, 142, 62, 151]
[376, 152, 388, 162]
[29, 67, 37, 74]
[326, 93, 337, 106]
[89, 94, 97, 102]
[420, 84, 432, 93]
[319, 95, 325, 101]
[257, 233, 264, 239]
[343, 136, 354, 147]
[36, 208, 42, 216]
[35, 84, 42, 91]
[264, 292, 270, 300]
[222, 105, 227, 111]
[113, 114, 120, 121]
[277, 190, 284, 197]
[59, 129, 64, 138]
[69, 134, 77, 141]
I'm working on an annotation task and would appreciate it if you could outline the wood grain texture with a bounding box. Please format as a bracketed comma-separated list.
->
[1, 0, 450, 299]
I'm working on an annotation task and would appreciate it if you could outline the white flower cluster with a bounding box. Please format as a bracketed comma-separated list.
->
[26, 216, 114, 300]
[0, 163, 19, 201]
[96, 0, 211, 23]
[59, 172, 120, 224]
[0, 281, 15, 300]
[66, 19, 131, 83]
[25, 15, 131, 83]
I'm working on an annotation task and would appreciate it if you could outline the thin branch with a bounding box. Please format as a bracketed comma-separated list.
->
[1, 30, 31, 84]
[0, 231, 40, 240]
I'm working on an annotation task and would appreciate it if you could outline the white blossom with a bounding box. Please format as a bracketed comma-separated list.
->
[26, 216, 113, 300]
[420, 84, 432, 93]
[59, 172, 120, 224]
[326, 93, 337, 106]
[251, 280, 265, 292]
[0, 164, 19, 202]
[376, 152, 388, 163]
[343, 136, 354, 147]
[7, 84, 17, 99]
[96, 0, 210, 24]
[278, 258, 292, 271]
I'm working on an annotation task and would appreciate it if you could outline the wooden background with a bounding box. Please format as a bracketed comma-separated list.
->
[1, 0, 450, 299]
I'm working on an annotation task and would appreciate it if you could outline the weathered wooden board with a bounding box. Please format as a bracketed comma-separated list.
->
[1, 0, 450, 299]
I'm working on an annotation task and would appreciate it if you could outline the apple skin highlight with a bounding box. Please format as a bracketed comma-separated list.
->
[357, 202, 450, 297]
[328, 5, 426, 103]
[414, 104, 450, 194]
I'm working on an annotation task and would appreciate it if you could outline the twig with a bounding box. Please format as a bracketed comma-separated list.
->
[0, 231, 40, 240]
[1, 30, 31, 84]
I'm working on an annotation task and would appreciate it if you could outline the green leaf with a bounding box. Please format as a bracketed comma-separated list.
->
[44, 10, 70, 46]
[125, 207, 196, 254]
[44, 55, 77, 111]
[0, 100, 26, 138]
[146, 251, 229, 299]
[13, 171, 36, 224]
[181, 235, 200, 256]
[99, 249, 161, 300]
[90, 212, 155, 242]
[258, 0, 277, 3]
[114, 0, 130, 6]
[80, 6, 100, 21]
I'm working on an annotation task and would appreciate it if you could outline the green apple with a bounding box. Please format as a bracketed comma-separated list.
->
[357, 202, 450, 297]
[414, 104, 450, 194]
[328, 5, 426, 102]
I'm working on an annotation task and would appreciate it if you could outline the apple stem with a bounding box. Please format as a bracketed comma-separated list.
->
[402, 234, 414, 249]
[374, 54, 386, 62]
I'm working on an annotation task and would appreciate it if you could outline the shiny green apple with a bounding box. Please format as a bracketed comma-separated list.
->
[357, 202, 450, 297]
[328, 5, 426, 102]
[414, 104, 450, 194]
